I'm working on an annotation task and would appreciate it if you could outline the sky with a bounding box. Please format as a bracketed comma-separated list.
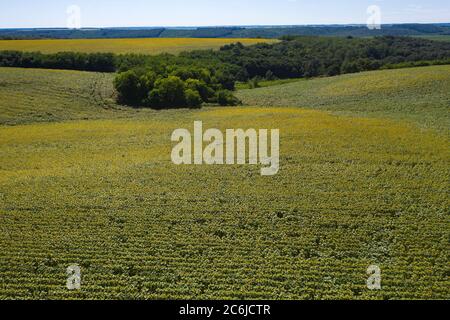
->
[0, 0, 449, 29]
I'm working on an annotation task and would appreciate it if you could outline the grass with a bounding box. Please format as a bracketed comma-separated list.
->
[0, 68, 126, 125]
[0, 38, 278, 55]
[237, 65, 450, 132]
[414, 35, 450, 42]
[236, 78, 305, 90]
[0, 67, 449, 299]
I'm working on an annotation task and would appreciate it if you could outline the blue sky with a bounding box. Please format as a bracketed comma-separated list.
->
[0, 0, 449, 28]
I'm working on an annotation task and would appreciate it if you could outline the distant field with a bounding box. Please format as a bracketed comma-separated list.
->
[0, 38, 277, 55]
[414, 35, 450, 42]
[237, 65, 450, 131]
[0, 67, 449, 299]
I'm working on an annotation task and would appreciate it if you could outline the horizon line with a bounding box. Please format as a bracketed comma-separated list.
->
[1, 21, 449, 31]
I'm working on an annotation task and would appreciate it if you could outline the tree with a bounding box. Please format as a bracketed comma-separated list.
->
[113, 70, 145, 105]
[170, 67, 211, 83]
[140, 71, 157, 91]
[216, 90, 241, 106]
[184, 89, 202, 108]
[265, 70, 276, 80]
[151, 76, 186, 108]
[147, 89, 163, 109]
[304, 59, 321, 78]
[214, 69, 235, 90]
[185, 79, 214, 102]
[248, 77, 260, 89]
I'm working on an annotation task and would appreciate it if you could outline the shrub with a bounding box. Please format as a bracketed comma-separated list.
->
[265, 70, 276, 81]
[214, 69, 236, 90]
[152, 76, 186, 108]
[140, 71, 158, 91]
[170, 67, 211, 83]
[185, 79, 214, 101]
[248, 77, 260, 89]
[216, 90, 241, 106]
[184, 89, 203, 109]
[113, 70, 146, 105]
[146, 89, 162, 109]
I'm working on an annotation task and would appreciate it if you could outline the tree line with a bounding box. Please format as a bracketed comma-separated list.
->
[1, 24, 449, 39]
[0, 51, 116, 72]
[185, 36, 450, 80]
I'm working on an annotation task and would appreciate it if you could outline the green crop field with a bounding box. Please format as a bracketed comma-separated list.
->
[0, 38, 277, 55]
[414, 35, 450, 42]
[237, 65, 450, 132]
[0, 68, 118, 125]
[0, 66, 449, 299]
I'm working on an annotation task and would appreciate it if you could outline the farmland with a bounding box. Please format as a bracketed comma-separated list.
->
[0, 38, 277, 55]
[415, 35, 450, 42]
[1, 24, 450, 39]
[0, 66, 449, 299]
[237, 65, 450, 132]
[0, 68, 117, 125]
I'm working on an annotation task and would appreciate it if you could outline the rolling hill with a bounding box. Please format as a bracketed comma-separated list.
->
[237, 65, 450, 131]
[0, 66, 448, 299]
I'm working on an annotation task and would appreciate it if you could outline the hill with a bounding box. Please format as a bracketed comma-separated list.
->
[237, 65, 450, 131]
[0, 68, 121, 125]
[0, 66, 448, 299]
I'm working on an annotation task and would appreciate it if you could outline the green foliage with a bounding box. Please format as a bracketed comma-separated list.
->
[216, 90, 241, 106]
[146, 88, 163, 108]
[380, 58, 450, 70]
[113, 70, 146, 105]
[265, 70, 276, 81]
[169, 66, 211, 83]
[114, 63, 241, 109]
[139, 71, 158, 91]
[2, 36, 450, 95]
[0, 50, 116, 72]
[185, 79, 214, 101]
[247, 77, 260, 89]
[150, 76, 186, 108]
[236, 78, 304, 90]
[184, 88, 202, 109]
[209, 36, 450, 80]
